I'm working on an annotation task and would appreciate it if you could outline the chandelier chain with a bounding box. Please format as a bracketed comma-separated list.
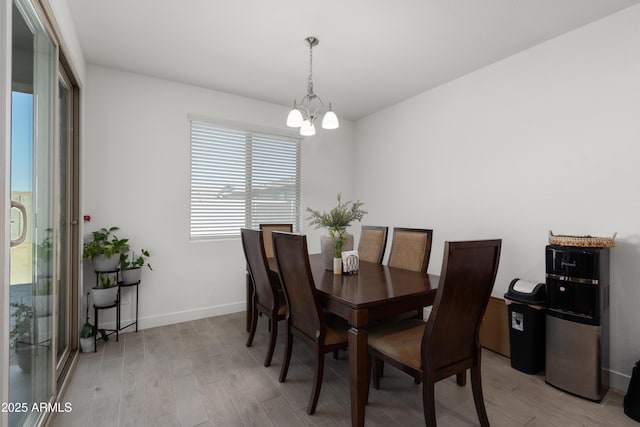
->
[307, 41, 314, 96]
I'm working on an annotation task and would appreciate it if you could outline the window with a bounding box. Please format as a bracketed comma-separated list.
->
[190, 119, 301, 240]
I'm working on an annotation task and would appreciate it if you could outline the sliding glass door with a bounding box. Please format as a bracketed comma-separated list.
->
[8, 0, 79, 425]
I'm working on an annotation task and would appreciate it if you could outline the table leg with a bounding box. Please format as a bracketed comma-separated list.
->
[348, 326, 368, 427]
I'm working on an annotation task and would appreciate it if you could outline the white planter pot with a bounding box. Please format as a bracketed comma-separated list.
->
[120, 267, 141, 284]
[320, 232, 354, 270]
[92, 254, 120, 272]
[80, 337, 95, 353]
[91, 286, 118, 307]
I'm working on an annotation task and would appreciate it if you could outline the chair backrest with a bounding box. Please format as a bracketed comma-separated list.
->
[358, 225, 388, 264]
[422, 240, 502, 371]
[272, 231, 324, 342]
[241, 228, 279, 310]
[387, 228, 433, 273]
[260, 224, 293, 259]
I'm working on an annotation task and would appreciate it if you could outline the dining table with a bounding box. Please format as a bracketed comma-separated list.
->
[259, 253, 440, 427]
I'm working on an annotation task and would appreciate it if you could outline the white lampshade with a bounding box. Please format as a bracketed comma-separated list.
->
[287, 108, 304, 127]
[321, 110, 339, 130]
[300, 120, 316, 136]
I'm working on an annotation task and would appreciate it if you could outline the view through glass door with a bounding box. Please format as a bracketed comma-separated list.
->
[8, 0, 78, 425]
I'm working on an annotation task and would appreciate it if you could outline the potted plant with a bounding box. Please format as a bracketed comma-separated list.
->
[10, 302, 34, 373]
[83, 226, 130, 271]
[91, 272, 119, 306]
[80, 292, 108, 352]
[119, 249, 152, 284]
[307, 193, 366, 272]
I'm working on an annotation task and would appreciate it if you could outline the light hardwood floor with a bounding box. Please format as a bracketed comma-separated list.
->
[51, 312, 635, 427]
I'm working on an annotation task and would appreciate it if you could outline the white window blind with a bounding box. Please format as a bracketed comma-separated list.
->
[190, 120, 301, 239]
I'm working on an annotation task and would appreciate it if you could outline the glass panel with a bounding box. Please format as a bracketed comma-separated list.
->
[56, 72, 71, 368]
[9, 0, 56, 425]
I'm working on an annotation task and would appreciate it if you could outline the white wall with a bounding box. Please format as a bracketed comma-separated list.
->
[83, 65, 355, 329]
[354, 5, 640, 391]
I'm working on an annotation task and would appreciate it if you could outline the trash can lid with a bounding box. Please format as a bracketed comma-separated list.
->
[504, 278, 546, 305]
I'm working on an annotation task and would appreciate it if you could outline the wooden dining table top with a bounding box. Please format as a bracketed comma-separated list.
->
[269, 253, 439, 311]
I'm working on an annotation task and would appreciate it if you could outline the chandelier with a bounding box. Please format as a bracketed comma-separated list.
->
[286, 36, 339, 136]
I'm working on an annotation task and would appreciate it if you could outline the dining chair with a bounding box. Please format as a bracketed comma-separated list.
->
[388, 227, 433, 273]
[358, 225, 388, 264]
[386, 227, 434, 321]
[241, 228, 287, 367]
[259, 223, 293, 259]
[272, 231, 349, 415]
[368, 239, 502, 427]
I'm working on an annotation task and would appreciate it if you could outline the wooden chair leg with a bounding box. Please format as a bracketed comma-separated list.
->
[279, 324, 293, 383]
[470, 364, 490, 427]
[307, 347, 325, 415]
[456, 370, 466, 386]
[422, 373, 437, 427]
[246, 306, 259, 347]
[373, 357, 383, 390]
[366, 354, 372, 404]
[264, 316, 278, 367]
[333, 350, 339, 359]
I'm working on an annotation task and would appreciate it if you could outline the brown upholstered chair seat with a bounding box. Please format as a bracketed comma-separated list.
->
[369, 319, 425, 370]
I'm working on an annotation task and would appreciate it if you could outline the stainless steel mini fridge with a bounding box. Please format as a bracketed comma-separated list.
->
[545, 245, 610, 401]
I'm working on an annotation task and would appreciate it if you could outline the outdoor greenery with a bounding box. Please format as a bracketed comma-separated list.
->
[10, 302, 33, 348]
[306, 193, 366, 257]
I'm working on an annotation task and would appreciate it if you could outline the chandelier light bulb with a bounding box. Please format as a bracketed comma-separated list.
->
[321, 109, 339, 130]
[287, 107, 303, 128]
[300, 120, 316, 136]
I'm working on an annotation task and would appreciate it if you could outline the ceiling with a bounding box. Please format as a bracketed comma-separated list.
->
[66, 0, 640, 121]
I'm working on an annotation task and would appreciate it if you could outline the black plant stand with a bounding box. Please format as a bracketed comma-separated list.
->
[117, 280, 140, 332]
[92, 269, 120, 352]
[93, 300, 119, 352]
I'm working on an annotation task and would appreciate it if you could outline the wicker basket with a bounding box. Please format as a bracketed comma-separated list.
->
[548, 230, 617, 248]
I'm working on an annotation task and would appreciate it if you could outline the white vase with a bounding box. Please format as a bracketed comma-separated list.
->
[91, 286, 118, 307]
[120, 267, 141, 284]
[80, 337, 95, 353]
[320, 232, 354, 271]
[92, 254, 120, 272]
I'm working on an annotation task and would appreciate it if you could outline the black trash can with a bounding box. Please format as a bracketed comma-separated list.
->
[625, 359, 640, 422]
[504, 278, 546, 374]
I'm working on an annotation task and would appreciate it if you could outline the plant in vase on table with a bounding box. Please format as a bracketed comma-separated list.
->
[307, 193, 366, 273]
[83, 226, 130, 271]
[119, 249, 152, 284]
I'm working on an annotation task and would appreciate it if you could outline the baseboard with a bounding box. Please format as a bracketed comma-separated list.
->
[609, 368, 631, 394]
[479, 296, 510, 357]
[95, 301, 246, 331]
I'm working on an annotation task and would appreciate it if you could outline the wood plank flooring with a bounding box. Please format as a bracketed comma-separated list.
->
[51, 312, 635, 427]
